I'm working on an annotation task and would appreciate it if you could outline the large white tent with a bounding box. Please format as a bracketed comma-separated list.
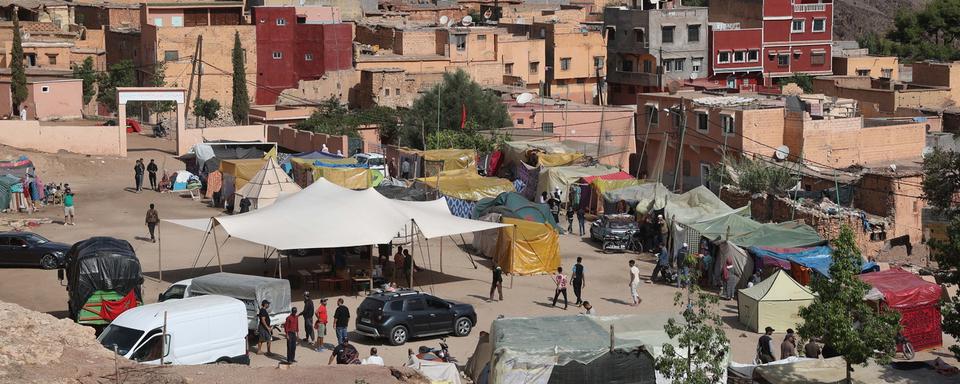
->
[164, 178, 508, 272]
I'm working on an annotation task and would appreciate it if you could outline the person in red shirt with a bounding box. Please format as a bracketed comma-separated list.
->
[313, 298, 329, 352]
[284, 307, 299, 364]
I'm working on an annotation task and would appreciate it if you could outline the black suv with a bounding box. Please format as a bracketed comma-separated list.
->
[354, 290, 477, 345]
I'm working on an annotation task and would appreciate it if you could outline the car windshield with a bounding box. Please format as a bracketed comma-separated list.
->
[367, 158, 385, 166]
[23, 233, 49, 244]
[607, 219, 636, 229]
[98, 325, 144, 356]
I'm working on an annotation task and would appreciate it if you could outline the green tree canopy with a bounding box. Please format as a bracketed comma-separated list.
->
[193, 98, 221, 127]
[797, 225, 901, 381]
[96, 60, 136, 113]
[860, 0, 960, 61]
[921, 147, 960, 359]
[72, 56, 97, 106]
[296, 97, 404, 141]
[775, 73, 814, 93]
[231, 31, 250, 124]
[708, 157, 798, 195]
[404, 70, 511, 148]
[10, 10, 27, 112]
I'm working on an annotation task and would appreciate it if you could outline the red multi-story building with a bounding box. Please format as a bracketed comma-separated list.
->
[708, 0, 832, 88]
[253, 6, 352, 105]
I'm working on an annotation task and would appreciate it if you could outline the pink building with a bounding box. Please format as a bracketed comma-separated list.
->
[0, 78, 83, 121]
[504, 97, 636, 168]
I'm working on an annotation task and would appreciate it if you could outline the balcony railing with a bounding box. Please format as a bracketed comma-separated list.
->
[793, 3, 826, 12]
[609, 70, 658, 85]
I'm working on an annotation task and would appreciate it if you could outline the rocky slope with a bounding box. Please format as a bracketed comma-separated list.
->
[833, 0, 927, 41]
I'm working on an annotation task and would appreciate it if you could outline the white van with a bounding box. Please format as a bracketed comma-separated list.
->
[158, 272, 291, 331]
[97, 295, 249, 365]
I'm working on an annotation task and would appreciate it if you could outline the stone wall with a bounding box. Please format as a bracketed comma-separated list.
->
[0, 120, 123, 156]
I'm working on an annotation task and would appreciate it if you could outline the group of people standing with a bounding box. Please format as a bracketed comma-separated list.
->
[133, 158, 160, 193]
[757, 327, 823, 364]
[540, 187, 587, 236]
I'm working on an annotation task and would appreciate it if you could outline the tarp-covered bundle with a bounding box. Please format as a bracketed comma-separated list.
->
[737, 269, 815, 333]
[860, 268, 944, 351]
[220, 158, 268, 191]
[290, 158, 374, 189]
[280, 150, 352, 173]
[492, 217, 560, 275]
[473, 192, 559, 229]
[376, 182, 434, 201]
[0, 156, 34, 177]
[233, 157, 301, 210]
[537, 164, 621, 203]
[488, 314, 725, 384]
[418, 170, 516, 217]
[501, 140, 584, 169]
[65, 237, 143, 321]
[187, 272, 291, 329]
[423, 148, 477, 175]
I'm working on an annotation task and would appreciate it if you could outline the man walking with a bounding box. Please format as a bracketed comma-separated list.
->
[334, 298, 349, 345]
[134, 159, 145, 192]
[284, 307, 299, 363]
[628, 260, 641, 306]
[301, 292, 315, 344]
[147, 159, 159, 191]
[652, 244, 670, 282]
[576, 206, 586, 236]
[571, 257, 585, 306]
[489, 265, 504, 301]
[145, 203, 159, 243]
[552, 267, 568, 310]
[63, 189, 75, 226]
[565, 203, 575, 233]
[256, 300, 272, 355]
[757, 326, 776, 363]
[313, 298, 328, 351]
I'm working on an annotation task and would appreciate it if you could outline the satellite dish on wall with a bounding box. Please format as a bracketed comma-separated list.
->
[462, 15, 473, 26]
[516, 92, 535, 105]
[483, 9, 493, 20]
[774, 145, 790, 161]
[439, 15, 449, 26]
[689, 72, 699, 80]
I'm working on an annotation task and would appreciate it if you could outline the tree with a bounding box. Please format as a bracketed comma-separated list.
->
[297, 97, 405, 141]
[708, 157, 797, 195]
[192, 98, 221, 127]
[72, 57, 97, 106]
[10, 9, 28, 113]
[147, 62, 176, 121]
[231, 31, 250, 124]
[776, 73, 814, 93]
[860, 0, 960, 61]
[404, 69, 511, 148]
[655, 268, 729, 384]
[96, 60, 136, 113]
[797, 225, 900, 382]
[921, 147, 960, 359]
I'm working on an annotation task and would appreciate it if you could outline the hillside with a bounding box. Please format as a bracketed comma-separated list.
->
[833, 0, 927, 41]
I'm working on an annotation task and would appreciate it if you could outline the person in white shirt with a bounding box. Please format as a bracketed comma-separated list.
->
[628, 260, 641, 306]
[19, 106, 27, 121]
[363, 347, 385, 366]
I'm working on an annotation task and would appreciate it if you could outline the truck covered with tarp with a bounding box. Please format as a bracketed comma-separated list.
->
[860, 268, 943, 351]
[479, 313, 726, 384]
[417, 169, 516, 217]
[187, 272, 292, 330]
[64, 237, 143, 326]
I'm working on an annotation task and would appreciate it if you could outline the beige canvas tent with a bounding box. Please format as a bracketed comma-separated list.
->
[234, 157, 301, 210]
[738, 269, 815, 333]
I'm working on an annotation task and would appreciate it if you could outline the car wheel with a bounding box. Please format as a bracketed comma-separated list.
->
[40, 254, 58, 270]
[454, 317, 473, 337]
[389, 325, 408, 346]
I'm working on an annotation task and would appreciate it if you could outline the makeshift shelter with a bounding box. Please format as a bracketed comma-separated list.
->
[582, 176, 642, 214]
[487, 314, 726, 384]
[473, 192, 559, 229]
[501, 140, 584, 169]
[219, 158, 268, 191]
[408, 360, 462, 384]
[860, 268, 944, 351]
[709, 240, 755, 289]
[233, 157, 301, 210]
[0, 174, 20, 211]
[376, 183, 433, 201]
[536, 164, 620, 204]
[489, 217, 560, 275]
[737, 269, 815, 333]
[184, 142, 276, 176]
[677, 213, 822, 256]
[289, 158, 374, 189]
[603, 183, 672, 214]
[733, 356, 960, 384]
[749, 246, 877, 285]
[423, 148, 477, 174]
[0, 156, 34, 177]
[417, 170, 516, 217]
[280, 150, 352, 173]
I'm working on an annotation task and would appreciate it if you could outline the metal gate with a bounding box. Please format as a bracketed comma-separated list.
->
[348, 137, 364, 156]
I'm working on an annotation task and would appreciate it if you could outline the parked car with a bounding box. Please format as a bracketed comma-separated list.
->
[353, 153, 390, 179]
[589, 214, 640, 252]
[354, 290, 476, 346]
[0, 232, 69, 269]
[98, 295, 249, 365]
[158, 272, 291, 331]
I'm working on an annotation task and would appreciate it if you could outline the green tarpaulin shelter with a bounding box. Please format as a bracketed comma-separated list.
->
[680, 213, 823, 250]
[0, 174, 20, 210]
[537, 164, 620, 204]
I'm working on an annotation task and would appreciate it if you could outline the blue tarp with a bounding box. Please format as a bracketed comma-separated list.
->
[281, 151, 346, 172]
[312, 161, 367, 169]
[750, 246, 879, 277]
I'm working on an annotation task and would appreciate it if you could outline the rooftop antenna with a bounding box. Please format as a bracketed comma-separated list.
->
[439, 15, 449, 26]
[462, 15, 473, 26]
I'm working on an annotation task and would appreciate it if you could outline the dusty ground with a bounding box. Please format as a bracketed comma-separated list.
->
[0, 133, 957, 382]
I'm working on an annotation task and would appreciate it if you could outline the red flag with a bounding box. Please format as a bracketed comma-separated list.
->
[460, 103, 467, 129]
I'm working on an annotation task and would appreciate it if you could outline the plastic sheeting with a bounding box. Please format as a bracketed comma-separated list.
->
[0, 174, 20, 210]
[281, 150, 352, 172]
[423, 149, 477, 173]
[494, 217, 560, 275]
[219, 158, 267, 190]
[473, 192, 559, 229]
[587, 177, 643, 214]
[233, 157, 301, 210]
[411, 360, 463, 384]
[684, 214, 823, 249]
[501, 141, 583, 168]
[188, 272, 291, 329]
[0, 156, 34, 177]
[603, 183, 672, 214]
[860, 268, 944, 351]
[418, 170, 516, 201]
[537, 165, 620, 203]
[312, 166, 373, 190]
[750, 246, 835, 278]
[737, 270, 815, 333]
[66, 237, 143, 321]
[376, 183, 434, 201]
[472, 213, 503, 260]
[710, 241, 754, 289]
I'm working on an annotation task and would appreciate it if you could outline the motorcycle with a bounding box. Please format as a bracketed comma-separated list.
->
[153, 122, 168, 138]
[601, 230, 636, 253]
[416, 338, 456, 363]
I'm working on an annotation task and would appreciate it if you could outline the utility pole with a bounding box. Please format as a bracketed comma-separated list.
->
[672, 97, 686, 192]
[435, 82, 442, 149]
[184, 35, 201, 122]
[195, 36, 204, 128]
[658, 47, 663, 91]
[595, 67, 605, 160]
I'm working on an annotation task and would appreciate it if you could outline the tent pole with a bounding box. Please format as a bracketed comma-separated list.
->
[212, 224, 224, 272]
[158, 223, 163, 283]
[278, 250, 283, 278]
[369, 245, 375, 292]
[439, 236, 443, 273]
[409, 220, 416, 288]
[190, 220, 214, 270]
[451, 235, 477, 269]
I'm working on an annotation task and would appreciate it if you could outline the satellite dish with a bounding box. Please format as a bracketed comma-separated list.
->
[516, 92, 535, 105]
[483, 9, 493, 19]
[774, 145, 790, 161]
[439, 15, 449, 26]
[922, 146, 934, 158]
[447, 20, 455, 28]
[689, 72, 699, 80]
[889, 164, 897, 173]
[462, 15, 473, 26]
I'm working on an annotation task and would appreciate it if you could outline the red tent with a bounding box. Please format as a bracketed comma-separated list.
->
[859, 268, 943, 350]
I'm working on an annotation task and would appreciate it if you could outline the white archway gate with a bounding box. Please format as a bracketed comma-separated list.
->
[116, 87, 187, 155]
